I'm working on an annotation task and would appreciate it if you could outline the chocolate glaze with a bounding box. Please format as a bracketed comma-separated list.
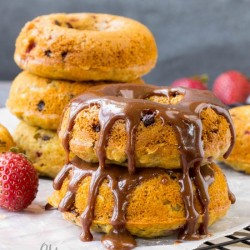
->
[54, 157, 215, 249]
[56, 84, 235, 248]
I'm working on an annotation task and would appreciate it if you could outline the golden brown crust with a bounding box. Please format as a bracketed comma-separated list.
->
[14, 13, 158, 82]
[0, 124, 15, 153]
[13, 121, 65, 178]
[59, 100, 232, 169]
[220, 105, 250, 174]
[7, 71, 144, 130]
[48, 163, 231, 237]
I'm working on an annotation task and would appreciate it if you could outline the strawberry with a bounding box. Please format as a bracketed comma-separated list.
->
[0, 151, 38, 211]
[171, 75, 208, 90]
[213, 70, 250, 105]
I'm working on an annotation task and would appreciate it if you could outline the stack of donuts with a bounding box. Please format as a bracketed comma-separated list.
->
[7, 12, 237, 249]
[48, 83, 236, 248]
[7, 13, 157, 178]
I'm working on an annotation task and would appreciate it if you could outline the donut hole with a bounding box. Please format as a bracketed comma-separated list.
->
[53, 16, 123, 31]
[117, 88, 184, 104]
[119, 89, 135, 99]
[169, 90, 181, 98]
[53, 16, 99, 31]
[147, 92, 184, 105]
[55, 21, 98, 31]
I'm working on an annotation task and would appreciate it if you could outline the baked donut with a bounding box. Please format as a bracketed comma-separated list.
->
[14, 13, 157, 82]
[59, 84, 234, 170]
[14, 122, 65, 178]
[7, 71, 144, 130]
[48, 161, 232, 238]
[220, 105, 250, 173]
[0, 124, 15, 153]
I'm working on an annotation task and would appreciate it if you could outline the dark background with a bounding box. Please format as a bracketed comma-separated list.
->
[1, 0, 250, 88]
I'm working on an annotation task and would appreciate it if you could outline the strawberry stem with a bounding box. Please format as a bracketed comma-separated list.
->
[192, 74, 209, 86]
[9, 147, 21, 153]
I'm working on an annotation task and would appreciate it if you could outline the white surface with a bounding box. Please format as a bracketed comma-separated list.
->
[0, 108, 250, 250]
[0, 82, 11, 108]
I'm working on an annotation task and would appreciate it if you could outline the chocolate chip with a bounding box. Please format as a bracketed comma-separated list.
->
[54, 20, 61, 26]
[26, 40, 36, 53]
[34, 133, 41, 140]
[37, 100, 45, 111]
[44, 49, 51, 57]
[61, 51, 68, 60]
[66, 22, 73, 28]
[92, 123, 100, 132]
[141, 110, 156, 127]
[34, 132, 50, 141]
[170, 172, 177, 180]
[211, 129, 218, 133]
[36, 152, 42, 157]
[169, 91, 179, 98]
[0, 140, 6, 146]
[41, 135, 51, 141]
[245, 130, 250, 135]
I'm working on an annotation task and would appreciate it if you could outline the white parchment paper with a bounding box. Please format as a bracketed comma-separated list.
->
[0, 108, 249, 250]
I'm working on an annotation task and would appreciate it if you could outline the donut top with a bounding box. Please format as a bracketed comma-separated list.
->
[61, 83, 235, 170]
[56, 84, 235, 249]
[14, 13, 158, 82]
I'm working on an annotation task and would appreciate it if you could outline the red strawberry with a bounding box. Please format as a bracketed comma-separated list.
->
[0, 152, 38, 211]
[213, 70, 250, 105]
[171, 75, 208, 90]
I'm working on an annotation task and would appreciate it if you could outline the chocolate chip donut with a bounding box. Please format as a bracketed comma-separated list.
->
[14, 13, 157, 82]
[58, 84, 234, 170]
[7, 71, 144, 130]
[13, 122, 66, 178]
[220, 105, 250, 174]
[0, 124, 15, 153]
[50, 83, 235, 248]
[48, 162, 232, 238]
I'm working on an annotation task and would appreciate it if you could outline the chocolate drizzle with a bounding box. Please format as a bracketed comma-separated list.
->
[54, 158, 215, 249]
[54, 157, 172, 249]
[55, 84, 235, 248]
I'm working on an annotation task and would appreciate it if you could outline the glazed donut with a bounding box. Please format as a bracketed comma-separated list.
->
[59, 84, 234, 170]
[220, 105, 250, 174]
[48, 162, 232, 238]
[14, 13, 158, 82]
[14, 122, 66, 178]
[0, 124, 15, 153]
[7, 71, 144, 130]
